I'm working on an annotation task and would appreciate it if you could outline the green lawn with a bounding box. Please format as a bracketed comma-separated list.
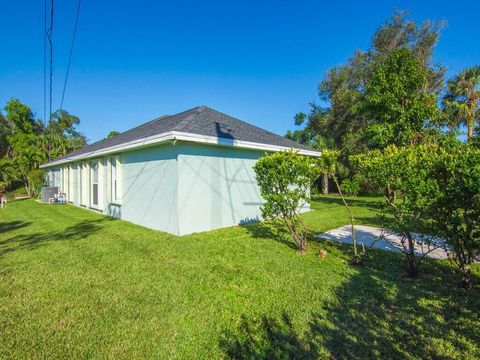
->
[0, 197, 479, 359]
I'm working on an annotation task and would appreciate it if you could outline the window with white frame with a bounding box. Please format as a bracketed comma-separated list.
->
[111, 156, 120, 203]
[91, 161, 99, 207]
[79, 163, 83, 204]
[62, 167, 68, 193]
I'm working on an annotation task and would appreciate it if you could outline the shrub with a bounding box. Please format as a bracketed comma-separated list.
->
[340, 178, 360, 197]
[253, 151, 316, 253]
[353, 145, 439, 277]
[429, 145, 480, 287]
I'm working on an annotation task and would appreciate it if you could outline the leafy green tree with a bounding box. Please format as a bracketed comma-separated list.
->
[288, 11, 444, 193]
[314, 11, 443, 150]
[46, 110, 87, 159]
[443, 66, 480, 142]
[107, 130, 120, 139]
[317, 150, 362, 262]
[3, 98, 41, 135]
[253, 151, 315, 253]
[428, 145, 480, 287]
[0, 157, 17, 191]
[0, 112, 8, 156]
[8, 132, 46, 196]
[0, 99, 85, 196]
[363, 48, 440, 148]
[353, 145, 439, 277]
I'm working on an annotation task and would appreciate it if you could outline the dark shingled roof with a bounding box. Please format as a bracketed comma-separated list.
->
[49, 106, 315, 164]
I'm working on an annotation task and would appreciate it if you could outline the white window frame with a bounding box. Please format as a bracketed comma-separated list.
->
[110, 155, 121, 204]
[90, 160, 99, 208]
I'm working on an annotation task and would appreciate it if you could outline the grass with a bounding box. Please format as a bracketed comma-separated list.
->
[0, 196, 479, 359]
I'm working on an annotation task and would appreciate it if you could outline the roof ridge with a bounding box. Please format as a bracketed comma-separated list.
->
[197, 106, 290, 139]
[172, 106, 206, 132]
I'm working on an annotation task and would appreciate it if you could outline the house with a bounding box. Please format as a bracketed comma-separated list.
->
[40, 106, 321, 235]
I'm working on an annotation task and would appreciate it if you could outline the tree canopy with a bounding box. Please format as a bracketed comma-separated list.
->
[0, 98, 86, 195]
[286, 11, 445, 156]
[443, 66, 480, 142]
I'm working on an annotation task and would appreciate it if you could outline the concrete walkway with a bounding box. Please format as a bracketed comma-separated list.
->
[317, 225, 449, 260]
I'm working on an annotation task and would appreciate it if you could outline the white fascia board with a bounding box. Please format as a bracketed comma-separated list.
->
[39, 132, 174, 168]
[40, 131, 322, 168]
[171, 131, 322, 157]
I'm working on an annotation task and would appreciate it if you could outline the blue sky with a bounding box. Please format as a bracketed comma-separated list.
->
[0, 0, 478, 143]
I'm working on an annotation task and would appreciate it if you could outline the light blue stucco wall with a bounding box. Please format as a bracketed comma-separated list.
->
[44, 141, 311, 236]
[176, 143, 265, 235]
[120, 144, 179, 234]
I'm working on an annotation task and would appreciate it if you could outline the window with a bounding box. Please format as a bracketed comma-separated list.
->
[111, 157, 118, 202]
[91, 161, 99, 207]
[79, 163, 83, 204]
[66, 166, 70, 200]
[111, 156, 120, 203]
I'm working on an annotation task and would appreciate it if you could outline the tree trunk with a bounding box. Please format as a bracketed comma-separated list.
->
[405, 233, 418, 277]
[322, 173, 329, 195]
[467, 119, 474, 143]
[458, 253, 472, 288]
[333, 176, 359, 260]
[298, 236, 307, 253]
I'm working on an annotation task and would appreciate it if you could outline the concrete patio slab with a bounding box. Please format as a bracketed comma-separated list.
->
[317, 225, 449, 259]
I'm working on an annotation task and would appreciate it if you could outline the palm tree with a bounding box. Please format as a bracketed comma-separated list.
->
[443, 66, 480, 142]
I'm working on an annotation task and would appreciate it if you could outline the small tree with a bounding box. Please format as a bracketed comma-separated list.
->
[429, 145, 480, 287]
[254, 151, 315, 253]
[317, 150, 361, 263]
[353, 145, 439, 276]
[8, 133, 46, 197]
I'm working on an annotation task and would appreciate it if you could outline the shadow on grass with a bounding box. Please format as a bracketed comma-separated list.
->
[0, 220, 32, 234]
[0, 217, 115, 256]
[220, 258, 480, 359]
[241, 221, 298, 250]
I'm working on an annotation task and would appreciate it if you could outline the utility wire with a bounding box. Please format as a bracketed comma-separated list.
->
[43, 0, 47, 128]
[60, 0, 82, 110]
[47, 0, 53, 120]
[47, 0, 53, 161]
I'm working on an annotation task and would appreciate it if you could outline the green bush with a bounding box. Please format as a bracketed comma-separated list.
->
[340, 178, 360, 197]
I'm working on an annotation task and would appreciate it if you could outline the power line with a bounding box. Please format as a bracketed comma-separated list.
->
[43, 0, 47, 128]
[47, 0, 53, 161]
[47, 0, 53, 120]
[60, 0, 82, 110]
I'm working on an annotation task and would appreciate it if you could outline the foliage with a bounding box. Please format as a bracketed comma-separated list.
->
[287, 11, 444, 158]
[353, 145, 439, 276]
[443, 66, 480, 142]
[46, 109, 87, 159]
[3, 98, 41, 135]
[363, 48, 441, 148]
[340, 178, 360, 197]
[316, 150, 362, 262]
[0, 157, 17, 191]
[0, 99, 85, 196]
[8, 133, 46, 196]
[428, 145, 480, 287]
[107, 130, 120, 139]
[253, 151, 315, 252]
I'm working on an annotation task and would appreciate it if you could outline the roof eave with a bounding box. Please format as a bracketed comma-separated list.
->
[40, 131, 321, 168]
